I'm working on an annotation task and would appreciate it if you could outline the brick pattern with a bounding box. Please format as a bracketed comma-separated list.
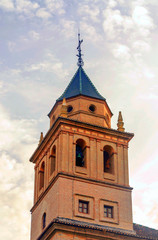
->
[30, 96, 134, 240]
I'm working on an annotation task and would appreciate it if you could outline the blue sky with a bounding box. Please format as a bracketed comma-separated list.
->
[0, 0, 158, 239]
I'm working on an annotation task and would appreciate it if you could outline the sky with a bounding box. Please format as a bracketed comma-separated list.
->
[0, 0, 158, 239]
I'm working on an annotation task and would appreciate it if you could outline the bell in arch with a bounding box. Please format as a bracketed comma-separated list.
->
[76, 145, 84, 167]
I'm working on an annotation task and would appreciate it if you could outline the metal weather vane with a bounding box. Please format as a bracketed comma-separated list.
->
[77, 33, 84, 67]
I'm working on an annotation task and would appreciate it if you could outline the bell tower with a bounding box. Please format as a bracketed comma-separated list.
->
[30, 35, 134, 240]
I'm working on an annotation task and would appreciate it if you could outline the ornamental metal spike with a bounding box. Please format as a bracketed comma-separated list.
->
[76, 33, 84, 67]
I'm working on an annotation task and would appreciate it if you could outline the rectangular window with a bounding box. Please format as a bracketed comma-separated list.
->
[104, 205, 113, 218]
[79, 200, 89, 214]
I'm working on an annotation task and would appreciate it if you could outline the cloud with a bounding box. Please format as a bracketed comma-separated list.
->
[132, 40, 151, 52]
[60, 19, 76, 39]
[0, 0, 66, 20]
[78, 4, 100, 22]
[36, 8, 52, 19]
[0, 81, 4, 92]
[132, 6, 154, 28]
[45, 0, 65, 15]
[108, 0, 118, 8]
[103, 1, 154, 42]
[81, 22, 103, 43]
[7, 31, 40, 53]
[0, 0, 39, 18]
[112, 44, 131, 60]
[16, 0, 39, 13]
[0, 0, 14, 11]
[132, 168, 158, 228]
[25, 56, 68, 79]
[0, 104, 38, 240]
[103, 8, 124, 39]
[8, 41, 16, 52]
[0, 105, 38, 154]
[131, 5, 155, 38]
[28, 31, 40, 40]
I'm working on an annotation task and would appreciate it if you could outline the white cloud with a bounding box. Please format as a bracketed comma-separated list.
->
[103, 8, 124, 39]
[16, 0, 39, 15]
[78, 4, 100, 22]
[36, 8, 52, 19]
[7, 31, 40, 53]
[0, 81, 4, 91]
[142, 68, 155, 79]
[132, 162, 158, 229]
[102, 1, 155, 68]
[25, 58, 68, 79]
[112, 44, 131, 60]
[103, 1, 155, 40]
[0, 0, 14, 11]
[0, 105, 37, 240]
[8, 41, 16, 52]
[117, 0, 125, 4]
[132, 40, 151, 52]
[139, 93, 158, 100]
[45, 0, 65, 15]
[0, 0, 39, 17]
[28, 30, 40, 40]
[0, 105, 38, 153]
[132, 5, 154, 30]
[81, 22, 102, 43]
[108, 0, 117, 8]
[60, 19, 76, 39]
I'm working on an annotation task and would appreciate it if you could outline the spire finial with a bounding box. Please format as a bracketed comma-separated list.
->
[117, 111, 125, 132]
[76, 32, 84, 67]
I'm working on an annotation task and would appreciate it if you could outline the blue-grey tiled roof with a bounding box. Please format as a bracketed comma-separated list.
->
[57, 66, 105, 102]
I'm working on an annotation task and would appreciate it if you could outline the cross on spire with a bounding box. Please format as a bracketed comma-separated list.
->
[77, 33, 84, 67]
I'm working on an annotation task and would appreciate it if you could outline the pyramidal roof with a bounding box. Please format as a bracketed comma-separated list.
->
[57, 66, 105, 102]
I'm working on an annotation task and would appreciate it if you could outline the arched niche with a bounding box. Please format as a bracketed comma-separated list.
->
[50, 145, 56, 176]
[39, 161, 45, 190]
[76, 139, 87, 168]
[103, 145, 114, 174]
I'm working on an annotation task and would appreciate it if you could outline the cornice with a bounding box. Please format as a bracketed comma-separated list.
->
[30, 172, 133, 213]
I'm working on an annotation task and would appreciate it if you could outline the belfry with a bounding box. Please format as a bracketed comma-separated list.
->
[30, 36, 158, 240]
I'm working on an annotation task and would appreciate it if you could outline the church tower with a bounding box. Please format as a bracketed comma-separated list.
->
[30, 35, 135, 240]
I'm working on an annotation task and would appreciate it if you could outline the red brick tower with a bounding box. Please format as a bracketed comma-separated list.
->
[30, 37, 136, 240]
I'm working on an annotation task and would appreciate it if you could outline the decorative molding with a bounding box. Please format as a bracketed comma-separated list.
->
[117, 143, 122, 147]
[90, 137, 94, 141]
[69, 133, 74, 136]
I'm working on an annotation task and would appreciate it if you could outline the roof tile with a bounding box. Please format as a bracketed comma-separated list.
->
[57, 66, 105, 102]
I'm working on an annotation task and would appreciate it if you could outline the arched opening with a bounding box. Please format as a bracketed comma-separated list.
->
[42, 212, 46, 229]
[76, 139, 86, 167]
[50, 146, 56, 175]
[103, 145, 114, 174]
[39, 162, 45, 190]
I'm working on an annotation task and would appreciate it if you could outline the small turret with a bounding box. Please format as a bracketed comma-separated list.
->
[39, 132, 43, 145]
[117, 111, 125, 132]
[60, 98, 67, 118]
